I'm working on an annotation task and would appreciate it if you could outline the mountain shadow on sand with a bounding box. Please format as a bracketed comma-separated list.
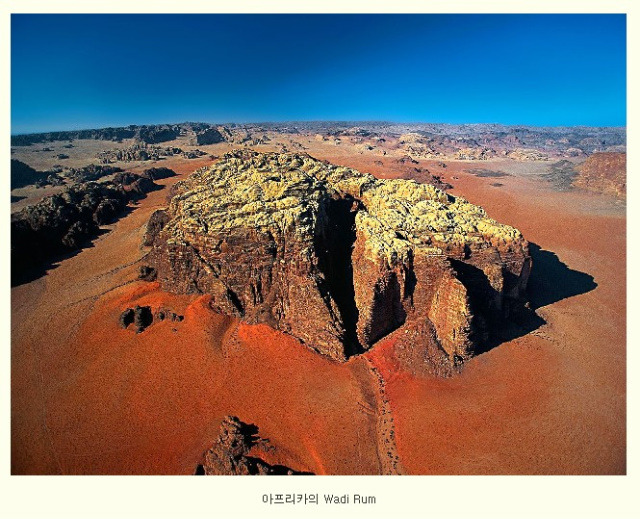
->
[527, 242, 597, 310]
[475, 241, 597, 356]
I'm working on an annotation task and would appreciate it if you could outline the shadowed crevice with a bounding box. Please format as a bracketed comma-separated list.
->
[314, 196, 363, 358]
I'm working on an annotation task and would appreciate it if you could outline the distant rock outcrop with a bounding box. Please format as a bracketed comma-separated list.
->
[504, 148, 549, 161]
[66, 164, 123, 183]
[573, 152, 626, 199]
[11, 173, 160, 285]
[144, 150, 531, 368]
[97, 144, 183, 163]
[136, 126, 179, 144]
[11, 159, 48, 189]
[191, 128, 225, 146]
[455, 147, 497, 161]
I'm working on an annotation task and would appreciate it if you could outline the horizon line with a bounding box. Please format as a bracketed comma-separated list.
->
[10, 119, 628, 137]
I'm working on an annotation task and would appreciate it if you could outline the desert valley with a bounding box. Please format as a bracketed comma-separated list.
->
[10, 121, 626, 475]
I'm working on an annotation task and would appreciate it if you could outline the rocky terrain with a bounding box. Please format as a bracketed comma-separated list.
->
[97, 143, 184, 163]
[66, 164, 124, 183]
[11, 121, 625, 160]
[11, 169, 166, 285]
[573, 152, 626, 199]
[197, 416, 311, 475]
[10, 159, 41, 188]
[10, 121, 626, 478]
[143, 150, 531, 367]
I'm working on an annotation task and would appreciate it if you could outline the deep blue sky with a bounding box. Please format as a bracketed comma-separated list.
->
[11, 14, 626, 133]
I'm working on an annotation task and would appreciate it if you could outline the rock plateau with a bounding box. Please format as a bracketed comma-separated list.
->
[144, 150, 532, 366]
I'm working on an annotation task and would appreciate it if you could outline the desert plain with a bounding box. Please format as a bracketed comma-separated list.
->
[10, 123, 626, 475]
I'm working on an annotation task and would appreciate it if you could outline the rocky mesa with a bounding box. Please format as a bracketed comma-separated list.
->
[144, 150, 532, 366]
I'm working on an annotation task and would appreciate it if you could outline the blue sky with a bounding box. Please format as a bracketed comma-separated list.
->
[11, 14, 626, 133]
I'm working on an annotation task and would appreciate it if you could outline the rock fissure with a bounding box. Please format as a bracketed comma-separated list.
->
[314, 196, 363, 357]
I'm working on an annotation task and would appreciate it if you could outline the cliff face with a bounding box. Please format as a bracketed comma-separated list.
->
[145, 150, 531, 364]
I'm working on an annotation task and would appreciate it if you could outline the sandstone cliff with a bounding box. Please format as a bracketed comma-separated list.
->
[144, 150, 531, 365]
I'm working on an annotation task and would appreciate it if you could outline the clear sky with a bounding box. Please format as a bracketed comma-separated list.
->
[11, 14, 626, 134]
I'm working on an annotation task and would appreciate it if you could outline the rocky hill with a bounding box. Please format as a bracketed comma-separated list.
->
[143, 150, 531, 367]
[197, 416, 310, 475]
[11, 169, 170, 285]
[573, 152, 626, 199]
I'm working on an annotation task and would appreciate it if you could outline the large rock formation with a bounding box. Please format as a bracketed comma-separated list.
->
[191, 128, 225, 146]
[573, 152, 626, 199]
[145, 150, 531, 364]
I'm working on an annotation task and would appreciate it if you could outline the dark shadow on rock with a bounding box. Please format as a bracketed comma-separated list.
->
[473, 242, 596, 356]
[238, 421, 260, 449]
[527, 242, 597, 310]
[243, 457, 315, 475]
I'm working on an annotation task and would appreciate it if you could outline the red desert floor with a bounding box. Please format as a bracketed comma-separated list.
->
[11, 154, 625, 474]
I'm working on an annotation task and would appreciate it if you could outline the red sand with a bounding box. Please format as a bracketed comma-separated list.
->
[11, 150, 625, 474]
[370, 163, 626, 474]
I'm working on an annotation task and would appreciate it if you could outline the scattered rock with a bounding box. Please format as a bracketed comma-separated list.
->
[138, 265, 157, 281]
[154, 307, 183, 322]
[119, 304, 182, 331]
[133, 305, 153, 333]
